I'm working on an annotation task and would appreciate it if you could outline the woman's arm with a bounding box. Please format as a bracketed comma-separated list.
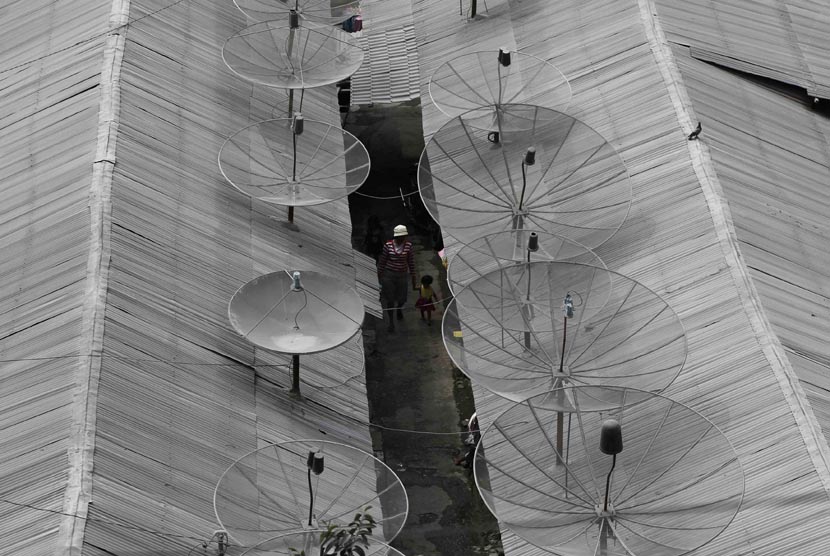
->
[407, 243, 417, 289]
[377, 242, 389, 275]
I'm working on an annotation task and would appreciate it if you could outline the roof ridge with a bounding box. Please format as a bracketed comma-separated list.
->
[638, 0, 830, 493]
[58, 1, 129, 552]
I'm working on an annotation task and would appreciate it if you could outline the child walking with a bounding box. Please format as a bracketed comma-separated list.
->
[415, 275, 438, 325]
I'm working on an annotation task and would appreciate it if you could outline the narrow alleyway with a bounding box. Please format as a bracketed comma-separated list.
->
[346, 103, 504, 556]
[366, 238, 501, 556]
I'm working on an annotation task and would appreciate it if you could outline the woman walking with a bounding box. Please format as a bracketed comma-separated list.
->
[377, 224, 417, 332]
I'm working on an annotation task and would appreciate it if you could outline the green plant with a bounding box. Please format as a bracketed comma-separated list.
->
[289, 507, 376, 556]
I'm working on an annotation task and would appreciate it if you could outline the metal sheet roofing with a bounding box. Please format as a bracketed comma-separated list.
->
[0, 1, 112, 553]
[5, 0, 830, 554]
[1, 0, 380, 554]
[670, 44, 830, 447]
[82, 0, 380, 551]
[412, 0, 830, 554]
[350, 0, 422, 105]
[656, 0, 830, 99]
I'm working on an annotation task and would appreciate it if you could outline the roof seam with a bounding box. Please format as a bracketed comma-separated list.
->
[779, 1, 816, 93]
[58, 1, 130, 553]
[639, 0, 830, 495]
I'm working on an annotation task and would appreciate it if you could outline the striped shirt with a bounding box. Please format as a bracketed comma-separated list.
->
[378, 240, 415, 276]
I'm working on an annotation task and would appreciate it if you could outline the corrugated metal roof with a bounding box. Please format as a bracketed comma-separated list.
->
[412, 0, 830, 554]
[81, 0, 380, 548]
[0, 0, 112, 553]
[670, 44, 830, 448]
[86, 0, 381, 552]
[1, 0, 381, 554]
[656, 0, 830, 98]
[349, 0, 421, 105]
[6, 0, 830, 554]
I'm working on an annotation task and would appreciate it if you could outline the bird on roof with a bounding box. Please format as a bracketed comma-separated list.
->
[688, 122, 702, 141]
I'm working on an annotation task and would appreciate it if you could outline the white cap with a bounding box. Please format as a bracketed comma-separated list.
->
[393, 224, 408, 237]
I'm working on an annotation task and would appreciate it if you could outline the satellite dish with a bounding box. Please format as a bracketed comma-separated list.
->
[418, 105, 631, 249]
[214, 440, 409, 549]
[443, 261, 687, 401]
[235, 530, 410, 556]
[428, 49, 571, 131]
[474, 386, 745, 556]
[222, 21, 364, 89]
[219, 118, 371, 207]
[234, 0, 361, 25]
[228, 270, 364, 396]
[446, 229, 604, 295]
[228, 270, 364, 354]
[255, 333, 365, 390]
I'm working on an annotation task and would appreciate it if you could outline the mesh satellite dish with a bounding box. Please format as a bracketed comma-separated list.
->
[474, 385, 745, 556]
[228, 270, 364, 396]
[222, 20, 364, 90]
[219, 117, 370, 221]
[234, 0, 361, 25]
[446, 229, 604, 295]
[443, 261, 687, 402]
[214, 440, 409, 550]
[418, 105, 631, 249]
[428, 49, 572, 131]
[234, 530, 409, 556]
